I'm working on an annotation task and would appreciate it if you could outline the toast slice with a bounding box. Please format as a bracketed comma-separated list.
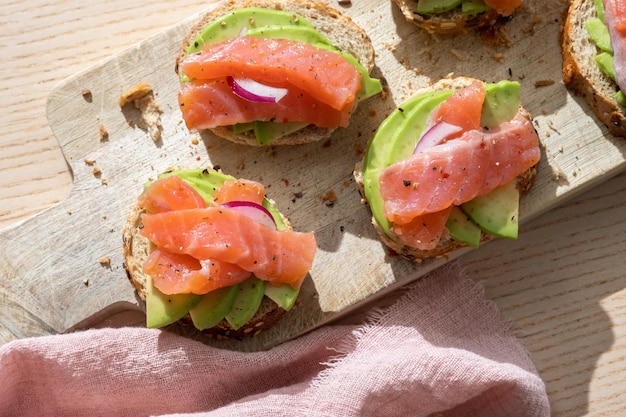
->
[176, 0, 378, 146]
[391, 0, 504, 35]
[354, 77, 538, 262]
[122, 173, 301, 339]
[561, 0, 626, 137]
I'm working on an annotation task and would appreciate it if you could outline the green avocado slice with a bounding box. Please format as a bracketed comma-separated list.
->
[185, 7, 315, 55]
[586, 18, 612, 53]
[189, 285, 240, 330]
[416, 0, 492, 15]
[155, 168, 233, 204]
[480, 81, 521, 128]
[594, 0, 605, 22]
[461, 180, 520, 239]
[225, 277, 266, 330]
[417, 0, 463, 14]
[145, 277, 202, 328]
[264, 283, 300, 311]
[446, 206, 482, 247]
[462, 0, 491, 14]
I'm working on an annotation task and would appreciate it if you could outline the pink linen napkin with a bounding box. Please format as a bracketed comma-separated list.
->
[0, 263, 550, 417]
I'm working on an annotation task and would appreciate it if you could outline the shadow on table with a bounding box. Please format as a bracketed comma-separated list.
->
[460, 172, 626, 416]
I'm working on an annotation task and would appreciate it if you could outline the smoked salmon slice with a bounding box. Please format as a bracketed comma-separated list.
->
[143, 249, 251, 295]
[426, 80, 485, 133]
[139, 175, 254, 295]
[138, 175, 207, 213]
[180, 36, 361, 111]
[140, 207, 317, 289]
[213, 178, 265, 205]
[178, 79, 353, 130]
[379, 113, 540, 225]
[484, 0, 522, 16]
[391, 207, 453, 251]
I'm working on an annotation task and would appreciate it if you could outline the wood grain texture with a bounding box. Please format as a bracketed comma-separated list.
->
[2, 0, 626, 414]
[0, 0, 209, 230]
[461, 170, 626, 416]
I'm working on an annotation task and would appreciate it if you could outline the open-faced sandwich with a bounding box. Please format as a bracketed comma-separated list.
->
[175, 0, 383, 146]
[354, 77, 541, 261]
[562, 0, 626, 137]
[392, 0, 522, 35]
[123, 167, 317, 339]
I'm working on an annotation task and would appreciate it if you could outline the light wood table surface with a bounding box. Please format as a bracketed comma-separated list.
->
[1, 1, 625, 415]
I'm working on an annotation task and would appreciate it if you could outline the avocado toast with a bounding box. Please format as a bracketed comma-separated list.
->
[354, 77, 540, 261]
[123, 168, 316, 339]
[175, 0, 382, 146]
[391, 0, 522, 35]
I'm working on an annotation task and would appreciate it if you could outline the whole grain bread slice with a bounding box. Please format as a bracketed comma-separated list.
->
[391, 0, 503, 35]
[561, 0, 626, 137]
[353, 76, 538, 262]
[175, 0, 378, 146]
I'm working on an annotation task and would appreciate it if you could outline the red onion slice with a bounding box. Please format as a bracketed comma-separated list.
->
[227, 76, 288, 103]
[221, 201, 277, 229]
[413, 121, 463, 154]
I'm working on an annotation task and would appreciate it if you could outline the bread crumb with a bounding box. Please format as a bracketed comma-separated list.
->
[83, 279, 89, 286]
[101, 178, 108, 186]
[534, 80, 555, 88]
[321, 190, 337, 207]
[191, 138, 199, 145]
[92, 166, 101, 176]
[383, 42, 396, 53]
[81, 89, 92, 102]
[119, 83, 151, 106]
[119, 83, 163, 142]
[491, 53, 506, 63]
[98, 257, 110, 265]
[84, 158, 95, 165]
[99, 124, 109, 141]
[449, 48, 470, 61]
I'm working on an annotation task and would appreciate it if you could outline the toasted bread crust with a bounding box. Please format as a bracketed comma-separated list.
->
[561, 0, 626, 137]
[176, 0, 377, 146]
[353, 77, 539, 262]
[391, 0, 504, 35]
[122, 178, 293, 339]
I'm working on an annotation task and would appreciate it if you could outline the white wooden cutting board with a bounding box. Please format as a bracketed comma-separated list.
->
[1, 0, 625, 351]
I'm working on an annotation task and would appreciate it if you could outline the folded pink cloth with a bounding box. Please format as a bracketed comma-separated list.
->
[0, 263, 549, 417]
